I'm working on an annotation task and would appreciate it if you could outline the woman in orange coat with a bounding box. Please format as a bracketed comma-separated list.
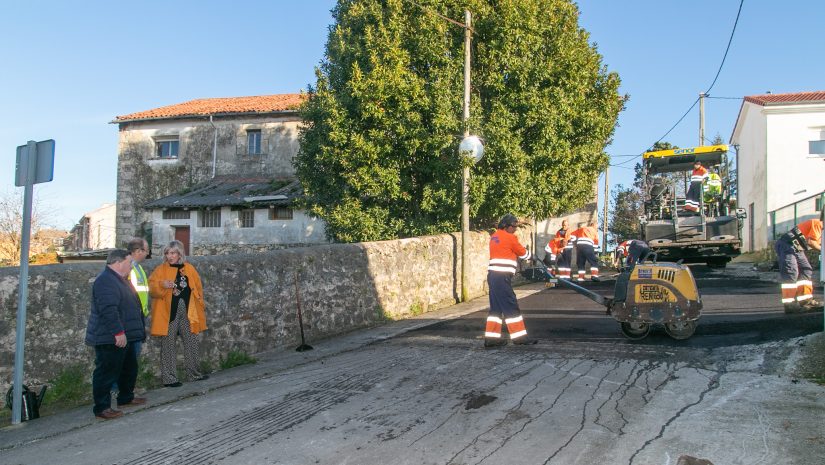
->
[148, 240, 208, 387]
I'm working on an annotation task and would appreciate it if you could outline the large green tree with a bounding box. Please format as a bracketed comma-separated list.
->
[297, 0, 624, 242]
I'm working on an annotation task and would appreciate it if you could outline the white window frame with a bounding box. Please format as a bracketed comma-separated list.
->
[199, 209, 221, 228]
[239, 209, 255, 228]
[155, 137, 179, 159]
[269, 207, 293, 220]
[247, 130, 262, 155]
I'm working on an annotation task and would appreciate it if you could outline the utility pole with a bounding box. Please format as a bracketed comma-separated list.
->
[603, 168, 609, 248]
[460, 10, 472, 302]
[699, 92, 706, 146]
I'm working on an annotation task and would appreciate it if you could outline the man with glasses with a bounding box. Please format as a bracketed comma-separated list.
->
[126, 238, 150, 354]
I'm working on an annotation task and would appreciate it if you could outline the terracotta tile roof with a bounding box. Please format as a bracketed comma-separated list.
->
[743, 91, 825, 106]
[115, 93, 306, 122]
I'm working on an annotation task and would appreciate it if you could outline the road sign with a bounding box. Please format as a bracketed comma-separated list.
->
[15, 139, 55, 186]
[11, 139, 55, 425]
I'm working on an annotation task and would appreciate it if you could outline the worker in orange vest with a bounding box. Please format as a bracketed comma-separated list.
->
[484, 214, 538, 347]
[543, 236, 564, 275]
[570, 221, 600, 281]
[684, 160, 708, 214]
[555, 219, 573, 279]
[614, 239, 651, 269]
[775, 217, 823, 313]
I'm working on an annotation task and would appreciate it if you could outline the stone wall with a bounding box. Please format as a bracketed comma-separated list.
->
[0, 227, 533, 396]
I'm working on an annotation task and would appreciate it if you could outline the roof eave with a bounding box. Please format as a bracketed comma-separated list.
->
[111, 109, 301, 125]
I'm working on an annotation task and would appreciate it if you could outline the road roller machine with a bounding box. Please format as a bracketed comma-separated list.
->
[525, 260, 702, 340]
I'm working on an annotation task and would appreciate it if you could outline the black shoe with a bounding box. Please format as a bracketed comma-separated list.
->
[784, 303, 802, 314]
[512, 337, 538, 345]
[164, 382, 183, 388]
[484, 338, 508, 348]
[591, 276, 600, 282]
[194, 374, 210, 381]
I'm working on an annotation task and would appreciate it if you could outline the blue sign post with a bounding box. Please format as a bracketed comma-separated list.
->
[11, 139, 54, 425]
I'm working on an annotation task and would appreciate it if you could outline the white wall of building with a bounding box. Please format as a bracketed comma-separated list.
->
[150, 207, 327, 255]
[86, 203, 117, 249]
[732, 101, 825, 251]
[765, 106, 825, 211]
[732, 102, 768, 251]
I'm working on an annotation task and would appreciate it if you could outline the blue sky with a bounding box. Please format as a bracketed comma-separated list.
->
[2, 0, 823, 230]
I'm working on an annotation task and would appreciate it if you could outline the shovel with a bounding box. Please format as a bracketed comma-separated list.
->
[294, 271, 313, 352]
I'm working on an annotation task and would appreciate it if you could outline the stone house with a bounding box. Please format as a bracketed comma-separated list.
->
[730, 91, 825, 252]
[112, 93, 328, 255]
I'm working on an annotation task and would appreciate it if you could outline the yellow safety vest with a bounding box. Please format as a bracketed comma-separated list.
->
[129, 263, 149, 316]
[704, 173, 722, 201]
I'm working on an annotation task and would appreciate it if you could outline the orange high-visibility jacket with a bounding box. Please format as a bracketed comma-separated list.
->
[488, 229, 530, 274]
[545, 237, 565, 256]
[570, 226, 599, 247]
[690, 165, 709, 183]
[798, 219, 823, 245]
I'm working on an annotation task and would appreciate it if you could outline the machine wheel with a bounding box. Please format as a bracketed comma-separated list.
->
[620, 322, 651, 340]
[664, 320, 696, 340]
[706, 258, 727, 268]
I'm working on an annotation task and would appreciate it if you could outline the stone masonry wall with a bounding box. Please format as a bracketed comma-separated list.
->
[0, 227, 533, 396]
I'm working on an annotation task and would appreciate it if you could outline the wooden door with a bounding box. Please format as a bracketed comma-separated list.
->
[174, 226, 190, 256]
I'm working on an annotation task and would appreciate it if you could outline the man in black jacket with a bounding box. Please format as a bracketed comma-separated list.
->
[85, 249, 147, 419]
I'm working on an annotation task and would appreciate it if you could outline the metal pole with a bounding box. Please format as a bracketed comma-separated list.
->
[821, 193, 824, 286]
[699, 92, 706, 146]
[12, 140, 37, 424]
[460, 10, 472, 302]
[603, 168, 609, 247]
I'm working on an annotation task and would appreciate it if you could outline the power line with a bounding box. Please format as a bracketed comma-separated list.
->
[704, 0, 745, 94]
[621, 0, 745, 166]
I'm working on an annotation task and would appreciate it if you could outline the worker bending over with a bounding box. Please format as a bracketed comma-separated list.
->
[775, 216, 822, 313]
[614, 239, 651, 270]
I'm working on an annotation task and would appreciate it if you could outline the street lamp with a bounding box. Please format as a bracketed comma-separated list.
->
[459, 135, 484, 304]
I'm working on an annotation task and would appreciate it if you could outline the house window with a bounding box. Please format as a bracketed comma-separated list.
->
[239, 209, 255, 228]
[199, 210, 221, 227]
[247, 130, 262, 155]
[155, 139, 179, 158]
[269, 207, 293, 220]
[162, 209, 190, 220]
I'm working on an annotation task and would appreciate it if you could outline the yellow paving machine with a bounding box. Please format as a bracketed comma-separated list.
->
[640, 144, 747, 268]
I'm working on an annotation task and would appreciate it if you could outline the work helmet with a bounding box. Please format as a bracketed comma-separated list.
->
[498, 214, 519, 229]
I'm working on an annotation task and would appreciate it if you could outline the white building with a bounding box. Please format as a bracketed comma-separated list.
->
[730, 91, 825, 252]
[63, 203, 117, 252]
